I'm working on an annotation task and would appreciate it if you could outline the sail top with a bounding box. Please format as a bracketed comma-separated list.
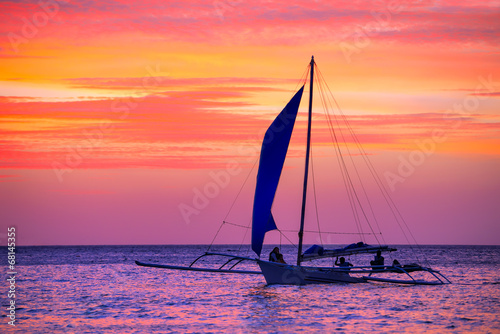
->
[251, 86, 304, 257]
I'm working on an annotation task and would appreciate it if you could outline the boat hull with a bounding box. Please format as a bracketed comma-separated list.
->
[257, 260, 366, 285]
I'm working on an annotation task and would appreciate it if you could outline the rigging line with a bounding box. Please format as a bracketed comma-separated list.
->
[295, 63, 310, 91]
[207, 221, 226, 252]
[316, 70, 382, 246]
[223, 221, 251, 229]
[316, 69, 426, 264]
[325, 109, 377, 244]
[219, 219, 253, 258]
[310, 143, 323, 246]
[339, 116, 411, 248]
[316, 69, 368, 238]
[316, 68, 385, 245]
[237, 219, 251, 252]
[210, 159, 257, 253]
[318, 71, 412, 247]
[276, 66, 308, 115]
[320, 80, 384, 243]
[280, 229, 375, 235]
[289, 63, 310, 101]
[277, 229, 299, 250]
[316, 68, 384, 238]
[314, 69, 360, 233]
[316, 70, 364, 239]
[316, 71, 363, 237]
[223, 158, 259, 221]
[342, 122, 426, 263]
[217, 158, 259, 254]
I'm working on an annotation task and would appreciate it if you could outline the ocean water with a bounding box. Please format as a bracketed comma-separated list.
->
[1, 245, 499, 333]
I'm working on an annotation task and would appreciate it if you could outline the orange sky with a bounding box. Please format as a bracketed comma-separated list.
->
[0, 0, 499, 246]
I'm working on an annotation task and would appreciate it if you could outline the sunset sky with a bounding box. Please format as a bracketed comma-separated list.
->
[1, 0, 499, 246]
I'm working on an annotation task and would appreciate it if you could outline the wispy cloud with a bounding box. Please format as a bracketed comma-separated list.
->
[471, 92, 500, 97]
[0, 0, 498, 169]
[63, 76, 294, 93]
[2, 86, 499, 169]
[1, 0, 498, 55]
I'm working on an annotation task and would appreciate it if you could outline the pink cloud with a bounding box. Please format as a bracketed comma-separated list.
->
[2, 86, 499, 170]
[63, 76, 294, 92]
[471, 92, 500, 97]
[0, 174, 21, 182]
[1, 0, 497, 56]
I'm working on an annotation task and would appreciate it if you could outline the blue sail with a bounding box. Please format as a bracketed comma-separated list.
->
[251, 86, 304, 256]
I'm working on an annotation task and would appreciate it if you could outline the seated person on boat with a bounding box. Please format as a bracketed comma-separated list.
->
[269, 247, 286, 264]
[335, 257, 353, 270]
[370, 250, 385, 267]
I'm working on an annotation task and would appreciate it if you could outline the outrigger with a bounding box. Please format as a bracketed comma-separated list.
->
[135, 244, 451, 285]
[136, 253, 261, 275]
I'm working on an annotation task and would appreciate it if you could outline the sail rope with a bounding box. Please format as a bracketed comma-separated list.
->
[221, 222, 375, 236]
[277, 230, 298, 250]
[316, 94, 363, 239]
[309, 145, 323, 246]
[316, 68, 390, 248]
[237, 219, 253, 257]
[315, 66, 383, 245]
[280, 229, 374, 235]
[316, 67, 384, 243]
[315, 65, 428, 266]
[293, 64, 310, 93]
[317, 68, 419, 255]
[223, 159, 259, 222]
[207, 158, 258, 252]
[318, 75, 384, 241]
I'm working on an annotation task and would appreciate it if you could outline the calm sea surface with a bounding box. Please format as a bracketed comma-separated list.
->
[1, 245, 499, 333]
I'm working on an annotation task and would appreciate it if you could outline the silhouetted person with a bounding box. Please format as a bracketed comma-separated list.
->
[269, 247, 286, 264]
[370, 250, 384, 267]
[335, 256, 353, 270]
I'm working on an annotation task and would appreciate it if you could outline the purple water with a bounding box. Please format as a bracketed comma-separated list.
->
[1, 245, 499, 333]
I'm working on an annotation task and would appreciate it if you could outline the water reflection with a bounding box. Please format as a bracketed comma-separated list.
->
[4, 245, 499, 333]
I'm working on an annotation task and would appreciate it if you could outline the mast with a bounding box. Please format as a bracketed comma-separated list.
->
[297, 56, 314, 266]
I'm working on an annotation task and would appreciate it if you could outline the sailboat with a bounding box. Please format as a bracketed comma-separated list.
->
[136, 56, 450, 285]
